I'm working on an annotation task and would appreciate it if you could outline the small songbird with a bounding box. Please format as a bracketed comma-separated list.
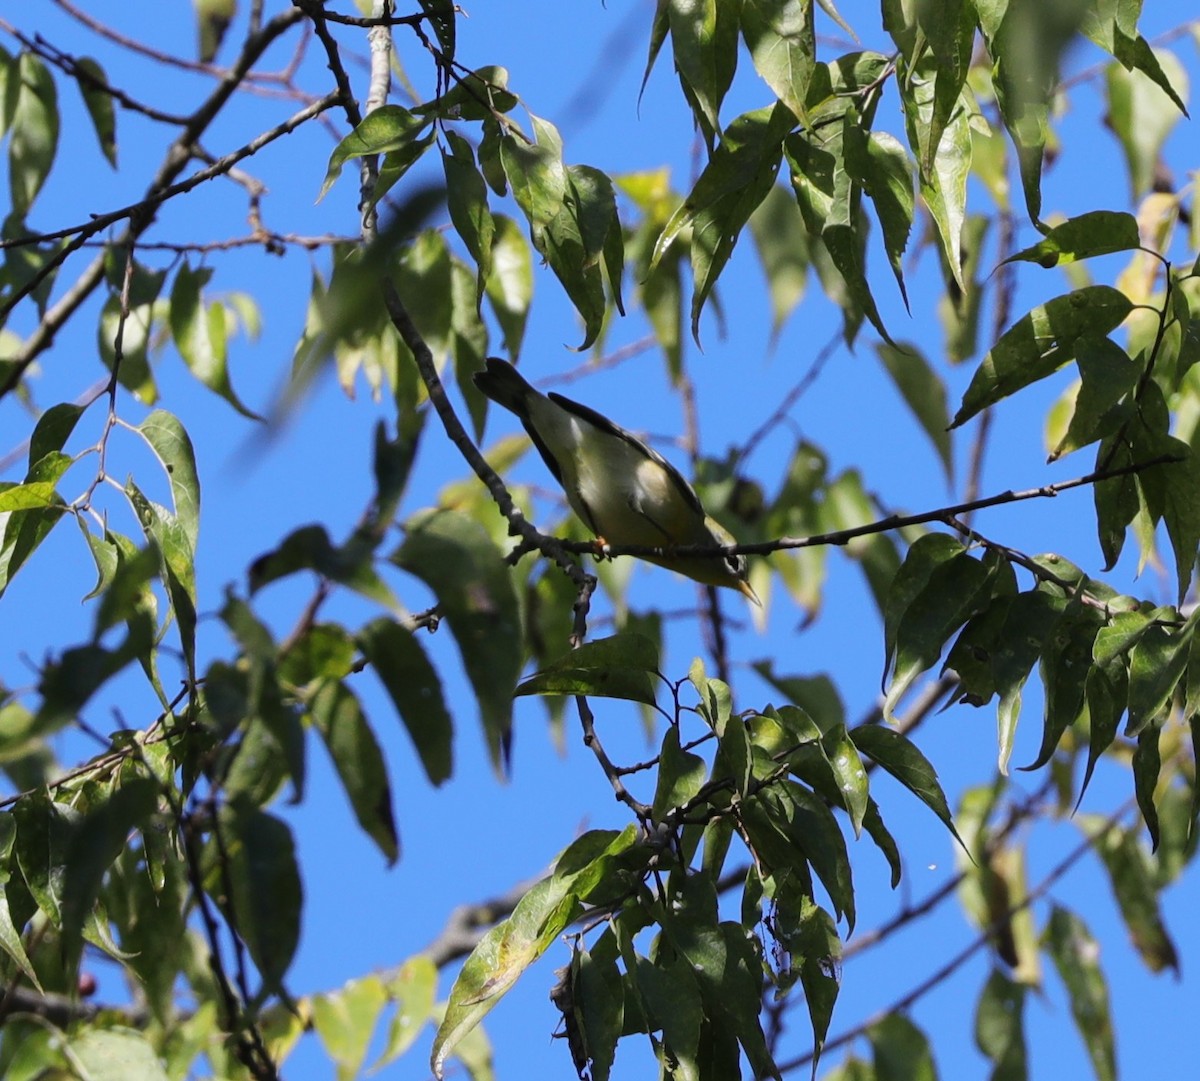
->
[474, 357, 758, 603]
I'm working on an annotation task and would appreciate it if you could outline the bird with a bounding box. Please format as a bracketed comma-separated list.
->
[473, 357, 759, 603]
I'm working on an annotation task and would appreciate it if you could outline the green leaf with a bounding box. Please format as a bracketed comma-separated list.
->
[1048, 336, 1138, 461]
[748, 183, 808, 342]
[8, 53, 59, 214]
[413, 65, 517, 122]
[1043, 906, 1116, 1081]
[952, 286, 1135, 428]
[136, 409, 201, 554]
[358, 617, 453, 786]
[12, 790, 75, 928]
[1079, 815, 1178, 973]
[1126, 610, 1195, 736]
[34, 642, 133, 738]
[668, 0, 740, 142]
[1093, 431, 1140, 569]
[869, 1012, 935, 1081]
[885, 547, 995, 716]
[1138, 437, 1200, 605]
[1105, 48, 1188, 199]
[417, 0, 456, 63]
[1082, 8, 1188, 116]
[651, 726, 709, 821]
[28, 401, 84, 467]
[376, 955, 438, 1067]
[97, 252, 165, 405]
[883, 533, 963, 672]
[309, 680, 399, 864]
[443, 131, 495, 306]
[169, 262, 262, 419]
[62, 778, 158, 944]
[569, 945, 623, 1081]
[0, 813, 41, 990]
[74, 57, 117, 168]
[1131, 724, 1163, 850]
[740, 0, 817, 125]
[898, 55, 970, 290]
[875, 342, 951, 480]
[746, 780, 854, 930]
[1025, 601, 1102, 772]
[318, 105, 430, 201]
[690, 106, 795, 342]
[785, 108, 896, 346]
[125, 479, 197, 673]
[0, 456, 69, 512]
[249, 524, 399, 613]
[1004, 211, 1141, 267]
[847, 129, 914, 307]
[501, 117, 613, 349]
[851, 723, 963, 848]
[393, 509, 522, 775]
[68, 1028, 171, 1081]
[1077, 660, 1126, 809]
[312, 975, 389, 1081]
[432, 828, 639, 1077]
[974, 968, 1028, 1081]
[485, 214, 533, 361]
[206, 803, 303, 995]
[517, 632, 661, 706]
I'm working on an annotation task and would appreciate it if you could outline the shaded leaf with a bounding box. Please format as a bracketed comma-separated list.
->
[393, 509, 522, 774]
[358, 617, 452, 786]
[309, 680, 399, 864]
[875, 342, 951, 480]
[851, 723, 963, 848]
[1043, 906, 1116, 1081]
[952, 287, 1134, 428]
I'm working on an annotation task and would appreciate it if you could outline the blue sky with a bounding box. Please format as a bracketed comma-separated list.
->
[1, 2, 1197, 1079]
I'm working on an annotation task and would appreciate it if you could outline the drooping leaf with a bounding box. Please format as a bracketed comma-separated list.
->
[358, 617, 453, 786]
[485, 213, 533, 361]
[1078, 815, 1178, 974]
[98, 253, 165, 405]
[851, 723, 963, 848]
[1043, 906, 1116, 1081]
[875, 342, 952, 480]
[73, 57, 117, 167]
[748, 182, 809, 342]
[1105, 48, 1189, 199]
[8, 53, 59, 215]
[442, 131, 495, 306]
[309, 680, 399, 864]
[393, 509, 522, 774]
[204, 803, 303, 995]
[169, 262, 262, 419]
[501, 115, 611, 349]
[740, 0, 817, 126]
[868, 1011, 936, 1081]
[974, 968, 1028, 1081]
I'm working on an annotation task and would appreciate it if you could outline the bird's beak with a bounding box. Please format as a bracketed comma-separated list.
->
[738, 579, 763, 607]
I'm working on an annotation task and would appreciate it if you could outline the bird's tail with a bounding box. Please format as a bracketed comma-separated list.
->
[473, 357, 535, 417]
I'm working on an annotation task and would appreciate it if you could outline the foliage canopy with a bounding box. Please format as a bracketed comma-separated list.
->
[0, 2, 1197, 1080]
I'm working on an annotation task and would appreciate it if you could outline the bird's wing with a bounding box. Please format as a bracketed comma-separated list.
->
[547, 390, 705, 517]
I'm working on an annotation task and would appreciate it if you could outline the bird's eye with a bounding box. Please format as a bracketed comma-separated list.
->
[724, 554, 742, 574]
